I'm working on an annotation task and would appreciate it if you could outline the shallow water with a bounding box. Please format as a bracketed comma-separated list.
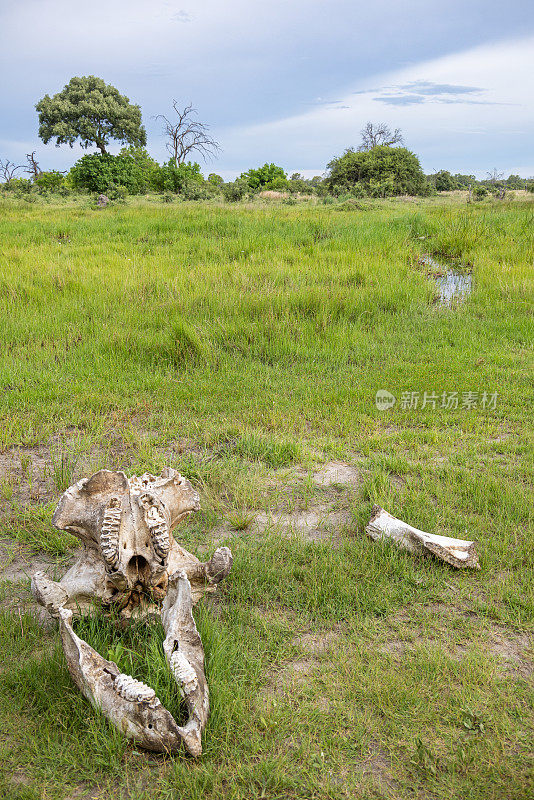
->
[418, 255, 473, 305]
[435, 270, 473, 305]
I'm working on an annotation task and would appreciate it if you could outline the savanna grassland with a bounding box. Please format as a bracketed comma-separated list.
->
[0, 195, 533, 800]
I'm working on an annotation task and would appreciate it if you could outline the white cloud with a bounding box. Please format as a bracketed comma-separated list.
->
[218, 35, 534, 176]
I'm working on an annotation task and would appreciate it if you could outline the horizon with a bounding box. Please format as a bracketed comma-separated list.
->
[1, 0, 533, 179]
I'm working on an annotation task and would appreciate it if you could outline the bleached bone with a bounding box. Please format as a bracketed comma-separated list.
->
[59, 607, 188, 754]
[32, 468, 232, 618]
[161, 570, 211, 757]
[365, 505, 480, 569]
[31, 467, 233, 757]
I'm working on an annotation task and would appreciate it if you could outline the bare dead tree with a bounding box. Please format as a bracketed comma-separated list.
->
[25, 151, 42, 179]
[0, 158, 24, 185]
[359, 122, 404, 151]
[486, 168, 504, 184]
[487, 168, 506, 199]
[155, 102, 220, 166]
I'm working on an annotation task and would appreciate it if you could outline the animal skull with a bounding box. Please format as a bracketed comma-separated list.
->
[32, 467, 232, 756]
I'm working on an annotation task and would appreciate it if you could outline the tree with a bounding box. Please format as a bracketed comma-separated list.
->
[25, 151, 41, 179]
[486, 167, 504, 184]
[359, 122, 403, 151]
[432, 170, 457, 192]
[326, 146, 428, 196]
[241, 163, 287, 190]
[69, 152, 155, 194]
[36, 76, 146, 155]
[0, 158, 24, 185]
[156, 102, 219, 166]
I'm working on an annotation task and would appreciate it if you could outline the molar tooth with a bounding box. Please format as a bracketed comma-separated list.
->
[170, 650, 198, 694]
[114, 673, 157, 703]
[100, 498, 122, 570]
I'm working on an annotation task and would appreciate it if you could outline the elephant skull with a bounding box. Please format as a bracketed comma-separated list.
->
[32, 467, 232, 757]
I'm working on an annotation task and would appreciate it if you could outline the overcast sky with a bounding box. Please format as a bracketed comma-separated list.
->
[1, 0, 533, 178]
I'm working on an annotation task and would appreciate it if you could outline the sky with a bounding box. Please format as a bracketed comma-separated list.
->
[0, 0, 533, 179]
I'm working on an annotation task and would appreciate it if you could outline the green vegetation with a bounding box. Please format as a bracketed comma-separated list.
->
[327, 146, 430, 197]
[36, 75, 146, 155]
[0, 196, 532, 800]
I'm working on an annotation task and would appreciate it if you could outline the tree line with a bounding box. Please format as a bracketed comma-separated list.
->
[1, 75, 532, 202]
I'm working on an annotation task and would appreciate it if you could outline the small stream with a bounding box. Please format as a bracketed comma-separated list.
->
[418, 255, 473, 306]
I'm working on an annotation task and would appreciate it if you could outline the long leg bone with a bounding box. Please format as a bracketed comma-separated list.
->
[365, 505, 480, 569]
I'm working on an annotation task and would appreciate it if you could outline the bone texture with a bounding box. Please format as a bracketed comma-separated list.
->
[365, 505, 480, 569]
[33, 468, 223, 617]
[31, 467, 233, 757]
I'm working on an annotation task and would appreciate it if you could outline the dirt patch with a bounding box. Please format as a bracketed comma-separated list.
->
[485, 632, 533, 678]
[376, 625, 532, 678]
[254, 505, 349, 541]
[0, 445, 55, 506]
[388, 473, 406, 490]
[313, 461, 361, 488]
[64, 786, 103, 800]
[294, 624, 346, 654]
[361, 742, 396, 788]
[0, 534, 79, 581]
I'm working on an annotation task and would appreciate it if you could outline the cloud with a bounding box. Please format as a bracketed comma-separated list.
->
[217, 35, 534, 176]
[369, 78, 502, 106]
[378, 95, 426, 106]
[401, 80, 482, 95]
[170, 10, 192, 22]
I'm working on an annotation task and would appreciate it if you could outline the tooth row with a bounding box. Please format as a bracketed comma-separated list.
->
[170, 651, 198, 694]
[114, 673, 157, 703]
[139, 493, 170, 563]
[151, 522, 170, 561]
[100, 501, 122, 570]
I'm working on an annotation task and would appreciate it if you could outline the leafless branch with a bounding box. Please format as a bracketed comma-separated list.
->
[359, 122, 404, 151]
[486, 168, 504, 184]
[25, 151, 42, 179]
[155, 102, 220, 166]
[0, 158, 24, 184]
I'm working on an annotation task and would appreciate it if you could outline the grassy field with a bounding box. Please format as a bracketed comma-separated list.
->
[0, 195, 532, 800]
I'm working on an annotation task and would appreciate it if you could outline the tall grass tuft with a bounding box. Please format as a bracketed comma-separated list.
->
[230, 432, 300, 469]
[169, 316, 210, 366]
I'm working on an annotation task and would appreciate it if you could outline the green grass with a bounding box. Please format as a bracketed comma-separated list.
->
[0, 195, 532, 800]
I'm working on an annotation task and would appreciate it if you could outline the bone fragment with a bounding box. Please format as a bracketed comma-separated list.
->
[365, 505, 480, 569]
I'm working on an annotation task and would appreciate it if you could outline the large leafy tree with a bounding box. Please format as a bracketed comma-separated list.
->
[36, 76, 146, 155]
[327, 146, 429, 196]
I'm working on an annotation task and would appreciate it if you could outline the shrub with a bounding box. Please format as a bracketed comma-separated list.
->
[106, 185, 128, 202]
[241, 163, 288, 191]
[69, 153, 148, 194]
[152, 160, 203, 195]
[4, 177, 33, 194]
[222, 179, 249, 202]
[34, 171, 65, 192]
[119, 146, 160, 190]
[208, 173, 224, 187]
[433, 170, 457, 192]
[180, 181, 212, 200]
[473, 186, 488, 201]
